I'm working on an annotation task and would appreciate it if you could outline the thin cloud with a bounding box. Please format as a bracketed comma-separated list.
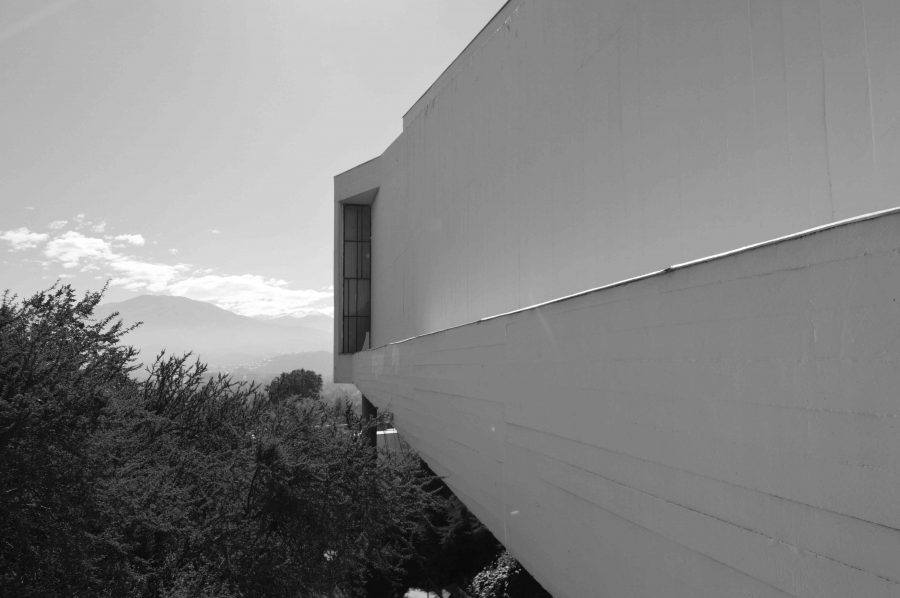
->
[47, 220, 68, 230]
[112, 233, 146, 246]
[107, 257, 188, 292]
[70, 213, 108, 233]
[44, 231, 113, 267]
[166, 274, 333, 318]
[0, 227, 49, 251]
[42, 231, 184, 290]
[210, 229, 221, 235]
[32, 229, 331, 317]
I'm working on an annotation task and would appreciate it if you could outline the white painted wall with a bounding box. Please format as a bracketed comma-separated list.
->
[352, 211, 900, 598]
[334, 3, 900, 593]
[335, 0, 900, 348]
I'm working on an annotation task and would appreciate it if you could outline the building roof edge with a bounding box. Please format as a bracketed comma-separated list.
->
[402, 1, 516, 126]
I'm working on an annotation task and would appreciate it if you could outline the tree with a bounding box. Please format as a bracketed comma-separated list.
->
[0, 285, 138, 595]
[266, 368, 323, 402]
[97, 356, 434, 597]
[0, 285, 438, 597]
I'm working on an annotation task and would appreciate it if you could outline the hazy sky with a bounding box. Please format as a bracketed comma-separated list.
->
[0, 0, 501, 316]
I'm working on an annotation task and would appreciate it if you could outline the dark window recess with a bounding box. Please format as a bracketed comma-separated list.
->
[342, 204, 371, 353]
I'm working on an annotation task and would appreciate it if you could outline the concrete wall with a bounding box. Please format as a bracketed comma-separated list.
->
[337, 0, 900, 348]
[352, 211, 900, 598]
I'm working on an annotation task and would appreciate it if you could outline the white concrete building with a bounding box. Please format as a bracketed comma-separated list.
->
[334, 2, 900, 596]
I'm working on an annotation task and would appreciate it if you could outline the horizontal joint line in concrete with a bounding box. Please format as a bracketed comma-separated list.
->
[504, 420, 900, 535]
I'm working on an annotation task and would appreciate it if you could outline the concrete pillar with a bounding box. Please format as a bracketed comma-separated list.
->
[361, 395, 378, 448]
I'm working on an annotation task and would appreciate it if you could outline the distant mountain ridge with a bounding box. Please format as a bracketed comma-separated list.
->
[94, 295, 333, 377]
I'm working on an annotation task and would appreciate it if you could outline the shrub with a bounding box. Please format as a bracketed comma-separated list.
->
[266, 369, 323, 402]
[0, 285, 137, 595]
[0, 285, 438, 597]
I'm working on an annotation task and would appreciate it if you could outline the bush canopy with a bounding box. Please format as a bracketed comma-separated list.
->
[0, 286, 436, 597]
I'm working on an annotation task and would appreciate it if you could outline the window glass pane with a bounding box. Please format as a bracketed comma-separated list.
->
[347, 279, 358, 316]
[347, 317, 357, 352]
[344, 241, 359, 278]
[360, 242, 371, 278]
[357, 279, 370, 316]
[361, 205, 371, 240]
[343, 205, 359, 241]
[342, 317, 350, 353]
[360, 316, 370, 348]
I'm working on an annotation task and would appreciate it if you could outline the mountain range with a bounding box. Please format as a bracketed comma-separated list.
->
[94, 295, 333, 380]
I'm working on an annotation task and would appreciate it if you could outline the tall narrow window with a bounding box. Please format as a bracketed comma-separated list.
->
[342, 204, 371, 353]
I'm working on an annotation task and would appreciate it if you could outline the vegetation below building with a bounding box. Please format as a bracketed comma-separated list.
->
[0, 285, 548, 597]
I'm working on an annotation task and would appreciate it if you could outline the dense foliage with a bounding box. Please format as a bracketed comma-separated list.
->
[0, 286, 138, 595]
[0, 286, 436, 597]
[266, 369, 323, 402]
[379, 467, 552, 598]
[375, 464, 504, 596]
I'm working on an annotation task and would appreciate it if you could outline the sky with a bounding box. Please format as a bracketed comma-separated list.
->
[0, 0, 501, 317]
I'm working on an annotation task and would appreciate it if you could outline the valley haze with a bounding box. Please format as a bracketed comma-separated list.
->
[95, 295, 333, 382]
